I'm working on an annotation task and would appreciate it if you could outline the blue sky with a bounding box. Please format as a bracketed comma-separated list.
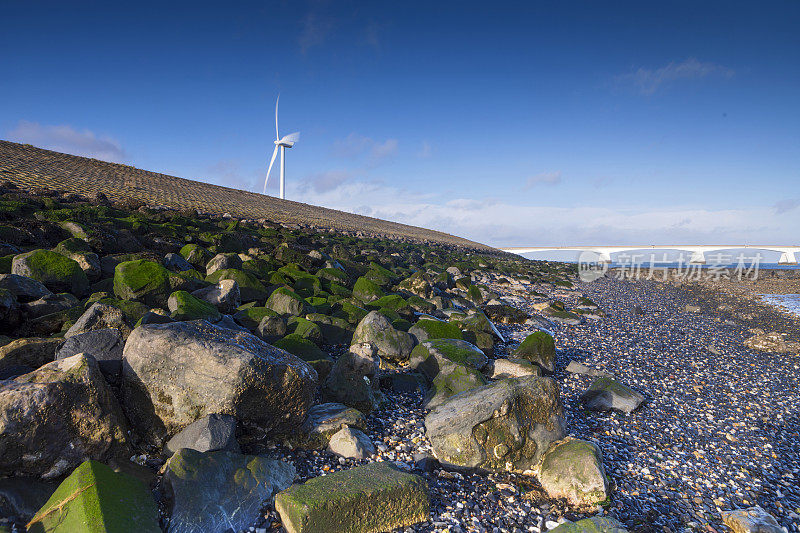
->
[2, 1, 798, 251]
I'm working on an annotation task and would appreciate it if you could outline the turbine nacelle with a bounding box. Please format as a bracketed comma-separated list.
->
[275, 132, 300, 148]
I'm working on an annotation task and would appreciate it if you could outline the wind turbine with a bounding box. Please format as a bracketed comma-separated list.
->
[263, 94, 299, 199]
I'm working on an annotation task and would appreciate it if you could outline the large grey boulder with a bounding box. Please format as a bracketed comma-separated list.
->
[164, 414, 239, 457]
[581, 377, 644, 414]
[162, 449, 295, 533]
[0, 354, 128, 478]
[191, 279, 240, 314]
[122, 320, 318, 445]
[65, 302, 130, 339]
[275, 462, 429, 533]
[425, 376, 565, 473]
[293, 402, 367, 449]
[0, 274, 52, 303]
[322, 343, 380, 414]
[537, 437, 609, 506]
[205, 253, 242, 277]
[56, 328, 124, 383]
[351, 311, 415, 363]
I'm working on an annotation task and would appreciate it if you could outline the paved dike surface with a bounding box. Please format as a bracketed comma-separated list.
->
[0, 140, 494, 251]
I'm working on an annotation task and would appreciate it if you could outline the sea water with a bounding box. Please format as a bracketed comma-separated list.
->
[759, 294, 800, 318]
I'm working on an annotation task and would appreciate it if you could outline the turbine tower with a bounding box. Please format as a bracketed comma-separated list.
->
[263, 94, 299, 199]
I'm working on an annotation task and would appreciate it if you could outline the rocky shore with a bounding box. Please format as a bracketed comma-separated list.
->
[0, 183, 796, 533]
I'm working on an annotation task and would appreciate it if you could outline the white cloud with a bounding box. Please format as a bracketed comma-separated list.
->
[288, 177, 798, 247]
[525, 171, 562, 189]
[7, 121, 126, 163]
[370, 138, 398, 160]
[617, 58, 735, 94]
[302, 170, 352, 193]
[331, 133, 398, 163]
[773, 198, 800, 214]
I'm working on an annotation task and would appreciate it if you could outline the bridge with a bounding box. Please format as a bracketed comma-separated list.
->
[500, 245, 800, 265]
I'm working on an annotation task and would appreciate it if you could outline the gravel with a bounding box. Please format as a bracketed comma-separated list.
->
[251, 274, 800, 532]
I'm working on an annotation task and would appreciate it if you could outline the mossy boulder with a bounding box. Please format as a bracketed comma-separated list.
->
[408, 318, 463, 342]
[233, 306, 278, 331]
[333, 299, 368, 325]
[275, 461, 430, 533]
[179, 243, 210, 267]
[513, 331, 556, 372]
[371, 294, 411, 315]
[364, 262, 397, 286]
[352, 276, 384, 303]
[12, 249, 89, 296]
[26, 460, 160, 533]
[266, 287, 308, 316]
[537, 437, 609, 507]
[288, 317, 324, 346]
[113, 259, 176, 307]
[273, 333, 329, 363]
[316, 267, 348, 284]
[168, 290, 221, 322]
[306, 314, 353, 345]
[205, 268, 268, 302]
[409, 338, 488, 408]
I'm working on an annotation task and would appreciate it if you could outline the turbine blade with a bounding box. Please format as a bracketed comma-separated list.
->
[275, 94, 280, 141]
[280, 132, 300, 144]
[263, 145, 279, 194]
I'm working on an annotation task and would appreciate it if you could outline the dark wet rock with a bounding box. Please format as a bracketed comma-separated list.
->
[162, 449, 295, 533]
[164, 252, 194, 272]
[322, 343, 380, 414]
[55, 328, 124, 383]
[164, 413, 240, 457]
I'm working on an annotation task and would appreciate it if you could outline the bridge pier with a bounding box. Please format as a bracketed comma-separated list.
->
[778, 250, 798, 265]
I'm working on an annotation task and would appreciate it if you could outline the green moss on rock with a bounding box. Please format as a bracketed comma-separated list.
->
[168, 290, 221, 322]
[275, 462, 429, 533]
[12, 249, 90, 296]
[27, 460, 160, 533]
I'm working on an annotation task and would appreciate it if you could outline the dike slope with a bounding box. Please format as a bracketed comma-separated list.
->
[0, 140, 494, 251]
